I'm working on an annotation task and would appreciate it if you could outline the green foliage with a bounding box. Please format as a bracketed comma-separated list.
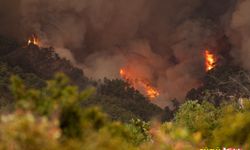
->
[10, 74, 95, 115]
[2, 73, 250, 149]
[174, 100, 219, 138]
[0, 62, 44, 110]
[173, 100, 250, 148]
[0, 62, 44, 89]
[0, 112, 60, 150]
[125, 119, 151, 145]
[84, 78, 163, 122]
[0, 74, 143, 149]
[211, 101, 250, 148]
[0, 74, 205, 149]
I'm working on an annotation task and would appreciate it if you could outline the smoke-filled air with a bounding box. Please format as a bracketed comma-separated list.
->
[4, 0, 250, 149]
[1, 0, 246, 107]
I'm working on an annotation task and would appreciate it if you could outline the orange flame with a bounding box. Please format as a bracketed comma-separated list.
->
[119, 68, 159, 99]
[205, 50, 217, 71]
[145, 85, 160, 99]
[28, 35, 40, 46]
[120, 69, 126, 77]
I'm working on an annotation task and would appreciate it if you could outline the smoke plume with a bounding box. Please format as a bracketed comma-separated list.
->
[229, 0, 250, 70]
[0, 0, 238, 107]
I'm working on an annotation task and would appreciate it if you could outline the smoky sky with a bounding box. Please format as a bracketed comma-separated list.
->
[0, 0, 239, 107]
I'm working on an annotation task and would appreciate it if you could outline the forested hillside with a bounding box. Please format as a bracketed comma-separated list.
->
[0, 36, 163, 122]
[0, 73, 249, 149]
[0, 35, 250, 149]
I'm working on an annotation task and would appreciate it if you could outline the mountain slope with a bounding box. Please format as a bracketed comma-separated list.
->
[0, 36, 163, 121]
[186, 65, 250, 106]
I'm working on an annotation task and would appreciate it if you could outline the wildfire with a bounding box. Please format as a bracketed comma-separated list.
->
[205, 49, 217, 71]
[145, 85, 160, 99]
[119, 68, 160, 99]
[28, 34, 40, 46]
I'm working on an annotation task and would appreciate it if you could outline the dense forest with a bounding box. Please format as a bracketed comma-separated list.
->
[1, 70, 250, 149]
[0, 36, 250, 149]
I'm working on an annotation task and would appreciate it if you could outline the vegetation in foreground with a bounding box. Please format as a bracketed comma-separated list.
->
[0, 74, 249, 150]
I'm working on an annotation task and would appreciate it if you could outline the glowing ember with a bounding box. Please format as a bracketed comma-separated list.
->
[28, 34, 40, 46]
[119, 68, 159, 99]
[205, 49, 217, 71]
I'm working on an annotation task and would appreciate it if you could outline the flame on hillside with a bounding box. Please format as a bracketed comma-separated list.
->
[120, 68, 160, 99]
[28, 34, 40, 46]
[205, 49, 217, 71]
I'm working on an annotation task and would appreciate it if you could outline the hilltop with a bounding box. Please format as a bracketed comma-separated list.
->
[0, 36, 163, 121]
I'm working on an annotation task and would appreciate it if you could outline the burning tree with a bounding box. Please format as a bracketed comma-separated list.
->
[205, 49, 217, 72]
[27, 34, 40, 46]
[120, 68, 159, 99]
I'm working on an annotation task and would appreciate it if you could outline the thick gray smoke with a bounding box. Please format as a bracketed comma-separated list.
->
[229, 0, 250, 70]
[0, 0, 237, 107]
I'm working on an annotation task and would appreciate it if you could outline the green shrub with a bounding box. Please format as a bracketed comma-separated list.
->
[174, 100, 219, 139]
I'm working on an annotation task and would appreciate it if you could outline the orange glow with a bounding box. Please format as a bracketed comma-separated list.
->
[145, 85, 160, 99]
[28, 35, 40, 46]
[205, 50, 217, 71]
[119, 68, 159, 99]
[120, 69, 126, 77]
